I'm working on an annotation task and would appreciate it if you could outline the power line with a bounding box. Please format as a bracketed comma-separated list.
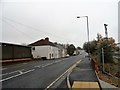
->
[2, 16, 75, 43]
[2, 19, 36, 41]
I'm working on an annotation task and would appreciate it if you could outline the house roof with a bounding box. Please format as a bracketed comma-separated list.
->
[54, 43, 65, 49]
[28, 37, 57, 47]
[0, 42, 31, 48]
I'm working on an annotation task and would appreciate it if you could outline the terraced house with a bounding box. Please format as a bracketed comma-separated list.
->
[29, 37, 66, 60]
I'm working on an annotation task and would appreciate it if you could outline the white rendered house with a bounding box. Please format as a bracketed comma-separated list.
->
[29, 37, 59, 59]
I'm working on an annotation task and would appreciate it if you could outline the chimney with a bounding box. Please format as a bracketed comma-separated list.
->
[45, 37, 49, 42]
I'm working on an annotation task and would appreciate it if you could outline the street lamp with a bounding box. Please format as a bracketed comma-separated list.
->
[104, 24, 108, 39]
[77, 16, 90, 59]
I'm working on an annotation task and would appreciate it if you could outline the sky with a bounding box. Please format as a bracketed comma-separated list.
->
[0, 0, 119, 47]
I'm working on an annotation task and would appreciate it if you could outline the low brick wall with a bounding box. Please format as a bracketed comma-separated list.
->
[91, 59, 99, 73]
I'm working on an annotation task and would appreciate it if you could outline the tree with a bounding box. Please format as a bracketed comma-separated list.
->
[83, 42, 89, 53]
[115, 46, 120, 51]
[96, 37, 116, 63]
[97, 33, 102, 41]
[83, 40, 97, 54]
[77, 46, 82, 50]
[83, 35, 116, 63]
[67, 44, 76, 56]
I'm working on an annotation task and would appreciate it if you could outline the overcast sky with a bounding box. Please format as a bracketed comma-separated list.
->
[1, 0, 119, 47]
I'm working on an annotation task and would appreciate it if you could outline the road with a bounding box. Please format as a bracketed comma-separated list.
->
[1, 54, 85, 89]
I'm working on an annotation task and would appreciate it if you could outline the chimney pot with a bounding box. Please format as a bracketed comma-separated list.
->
[45, 37, 49, 41]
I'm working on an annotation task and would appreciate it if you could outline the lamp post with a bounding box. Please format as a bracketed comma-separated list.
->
[77, 16, 90, 59]
[104, 24, 108, 39]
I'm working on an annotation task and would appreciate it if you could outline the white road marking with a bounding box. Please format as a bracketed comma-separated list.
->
[34, 60, 62, 69]
[0, 69, 24, 76]
[0, 68, 7, 71]
[50, 63, 53, 65]
[42, 64, 48, 68]
[1, 60, 63, 82]
[23, 69, 35, 73]
[34, 65, 42, 68]
[45, 60, 81, 89]
[54, 60, 61, 63]
[34, 63, 51, 68]
[23, 63, 27, 64]
[55, 61, 58, 63]
[19, 71, 23, 74]
[0, 69, 35, 82]
[67, 72, 71, 88]
[49, 63, 53, 65]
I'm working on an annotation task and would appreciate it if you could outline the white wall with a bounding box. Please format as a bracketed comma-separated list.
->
[48, 46, 59, 59]
[32, 45, 59, 59]
[32, 46, 49, 59]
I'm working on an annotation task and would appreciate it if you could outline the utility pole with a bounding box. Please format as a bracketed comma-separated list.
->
[102, 48, 105, 72]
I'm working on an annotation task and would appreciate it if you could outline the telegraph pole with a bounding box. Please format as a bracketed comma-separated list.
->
[102, 48, 105, 72]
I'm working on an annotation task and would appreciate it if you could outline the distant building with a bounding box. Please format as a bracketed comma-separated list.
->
[73, 48, 80, 55]
[54, 43, 67, 58]
[29, 37, 59, 59]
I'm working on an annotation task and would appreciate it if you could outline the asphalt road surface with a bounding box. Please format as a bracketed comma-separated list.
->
[1, 53, 86, 89]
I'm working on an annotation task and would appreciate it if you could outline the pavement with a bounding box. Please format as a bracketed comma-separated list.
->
[69, 57, 98, 86]
[69, 57, 119, 90]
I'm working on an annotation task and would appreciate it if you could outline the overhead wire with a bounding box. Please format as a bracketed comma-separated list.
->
[1, 19, 36, 41]
[2, 16, 75, 44]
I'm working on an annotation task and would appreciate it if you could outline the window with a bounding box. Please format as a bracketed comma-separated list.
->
[49, 54, 51, 59]
[32, 47, 35, 50]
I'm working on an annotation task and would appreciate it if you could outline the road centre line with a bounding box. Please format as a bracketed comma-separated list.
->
[42, 64, 48, 68]
[46, 63, 52, 66]
[34, 60, 62, 68]
[34, 63, 51, 68]
[34, 65, 42, 68]
[45, 59, 81, 90]
[42, 64, 50, 67]
[0, 69, 35, 82]
[1, 60, 63, 82]
[0, 69, 24, 76]
[23, 63, 27, 64]
[0, 68, 7, 71]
